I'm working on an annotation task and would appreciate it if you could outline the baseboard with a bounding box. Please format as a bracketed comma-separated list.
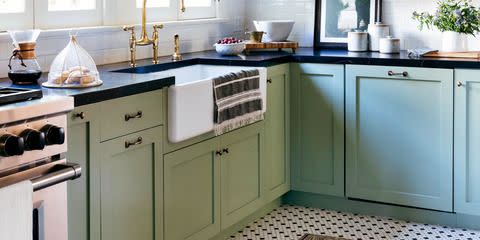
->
[283, 191, 480, 230]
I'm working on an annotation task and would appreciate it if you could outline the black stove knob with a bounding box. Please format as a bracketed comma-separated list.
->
[20, 129, 46, 151]
[0, 134, 24, 157]
[41, 125, 65, 145]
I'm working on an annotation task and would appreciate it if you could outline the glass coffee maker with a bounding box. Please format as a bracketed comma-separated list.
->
[8, 30, 42, 85]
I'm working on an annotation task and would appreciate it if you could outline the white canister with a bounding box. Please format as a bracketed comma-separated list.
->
[442, 31, 468, 52]
[368, 22, 390, 51]
[379, 36, 401, 54]
[348, 31, 368, 52]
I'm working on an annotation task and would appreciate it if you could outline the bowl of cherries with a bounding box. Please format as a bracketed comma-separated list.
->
[214, 37, 245, 56]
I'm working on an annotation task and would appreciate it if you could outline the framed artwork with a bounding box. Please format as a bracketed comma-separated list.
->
[314, 0, 383, 48]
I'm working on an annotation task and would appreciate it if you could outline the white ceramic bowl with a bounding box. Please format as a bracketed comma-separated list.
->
[253, 20, 295, 42]
[213, 42, 245, 56]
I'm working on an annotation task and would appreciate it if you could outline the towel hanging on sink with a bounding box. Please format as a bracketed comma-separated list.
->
[213, 69, 264, 136]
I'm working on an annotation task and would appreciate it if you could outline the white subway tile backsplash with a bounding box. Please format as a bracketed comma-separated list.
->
[245, 0, 480, 50]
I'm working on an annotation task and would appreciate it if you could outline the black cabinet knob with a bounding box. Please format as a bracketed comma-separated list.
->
[41, 125, 65, 145]
[20, 129, 46, 151]
[0, 134, 24, 157]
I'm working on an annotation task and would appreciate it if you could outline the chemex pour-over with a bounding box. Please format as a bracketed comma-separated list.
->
[8, 30, 42, 85]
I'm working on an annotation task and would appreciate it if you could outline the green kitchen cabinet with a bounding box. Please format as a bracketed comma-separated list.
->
[220, 123, 265, 229]
[67, 104, 100, 240]
[163, 138, 220, 240]
[454, 69, 480, 216]
[291, 63, 345, 197]
[99, 127, 163, 240]
[265, 64, 291, 202]
[346, 65, 454, 212]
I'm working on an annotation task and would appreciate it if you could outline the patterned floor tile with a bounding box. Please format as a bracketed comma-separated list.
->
[228, 205, 480, 240]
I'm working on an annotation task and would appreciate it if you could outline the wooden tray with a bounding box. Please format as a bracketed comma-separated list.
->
[423, 51, 480, 59]
[245, 41, 299, 54]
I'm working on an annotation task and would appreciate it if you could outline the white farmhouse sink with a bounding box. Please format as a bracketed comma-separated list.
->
[155, 65, 267, 143]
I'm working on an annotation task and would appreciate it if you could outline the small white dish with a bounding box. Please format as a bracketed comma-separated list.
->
[213, 42, 246, 56]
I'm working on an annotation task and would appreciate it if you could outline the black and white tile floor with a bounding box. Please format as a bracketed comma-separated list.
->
[229, 205, 480, 240]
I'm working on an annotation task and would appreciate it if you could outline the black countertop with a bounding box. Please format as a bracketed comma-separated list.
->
[2, 48, 480, 106]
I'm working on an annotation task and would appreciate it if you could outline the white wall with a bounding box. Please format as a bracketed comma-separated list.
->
[0, 0, 245, 78]
[245, 0, 480, 50]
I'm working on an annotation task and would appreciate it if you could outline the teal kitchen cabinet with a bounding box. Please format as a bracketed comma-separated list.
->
[163, 138, 220, 240]
[346, 65, 454, 212]
[454, 69, 480, 216]
[98, 127, 163, 240]
[291, 63, 345, 197]
[67, 104, 100, 240]
[220, 123, 265, 229]
[265, 64, 291, 202]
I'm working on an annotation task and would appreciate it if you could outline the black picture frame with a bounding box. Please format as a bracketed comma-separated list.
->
[314, 0, 383, 49]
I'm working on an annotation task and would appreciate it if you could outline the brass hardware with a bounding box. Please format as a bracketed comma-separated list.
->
[172, 34, 183, 61]
[125, 111, 143, 121]
[222, 148, 229, 154]
[181, 0, 186, 12]
[267, 79, 272, 84]
[388, 71, 408, 77]
[215, 150, 223, 156]
[246, 31, 265, 43]
[73, 112, 86, 120]
[125, 137, 143, 148]
[457, 81, 464, 87]
[123, 0, 164, 67]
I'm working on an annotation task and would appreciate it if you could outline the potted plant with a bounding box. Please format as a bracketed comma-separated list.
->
[412, 0, 480, 52]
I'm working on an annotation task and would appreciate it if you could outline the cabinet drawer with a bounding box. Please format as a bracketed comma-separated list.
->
[100, 90, 163, 141]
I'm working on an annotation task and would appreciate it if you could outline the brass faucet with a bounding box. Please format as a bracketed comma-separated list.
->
[172, 34, 182, 61]
[123, 0, 164, 67]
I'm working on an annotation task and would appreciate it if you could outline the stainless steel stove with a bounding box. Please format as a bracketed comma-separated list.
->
[0, 87, 43, 105]
[0, 95, 80, 240]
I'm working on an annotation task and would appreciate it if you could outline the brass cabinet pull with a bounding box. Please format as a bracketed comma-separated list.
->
[181, 0, 186, 12]
[125, 137, 143, 149]
[457, 81, 464, 87]
[388, 71, 408, 77]
[125, 111, 143, 121]
[267, 79, 272, 84]
[222, 148, 229, 154]
[215, 150, 223, 156]
[73, 112, 86, 120]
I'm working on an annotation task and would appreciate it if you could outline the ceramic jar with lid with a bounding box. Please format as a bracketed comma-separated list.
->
[348, 31, 368, 52]
[379, 36, 401, 54]
[368, 22, 390, 51]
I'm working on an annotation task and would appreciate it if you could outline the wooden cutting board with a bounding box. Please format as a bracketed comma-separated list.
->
[245, 41, 299, 53]
[423, 51, 480, 59]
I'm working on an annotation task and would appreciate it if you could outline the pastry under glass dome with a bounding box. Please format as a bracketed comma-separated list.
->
[43, 35, 102, 88]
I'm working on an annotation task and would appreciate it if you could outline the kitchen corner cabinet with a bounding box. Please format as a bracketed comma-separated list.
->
[346, 65, 454, 212]
[99, 127, 163, 240]
[454, 69, 480, 216]
[67, 105, 100, 240]
[163, 122, 265, 239]
[291, 63, 345, 197]
[265, 64, 291, 202]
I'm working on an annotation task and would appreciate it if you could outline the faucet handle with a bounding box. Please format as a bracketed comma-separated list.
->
[153, 24, 164, 32]
[123, 25, 135, 34]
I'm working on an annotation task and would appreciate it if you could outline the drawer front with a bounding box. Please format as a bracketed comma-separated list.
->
[100, 90, 163, 141]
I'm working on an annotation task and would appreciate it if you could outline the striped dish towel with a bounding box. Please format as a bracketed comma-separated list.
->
[213, 69, 264, 136]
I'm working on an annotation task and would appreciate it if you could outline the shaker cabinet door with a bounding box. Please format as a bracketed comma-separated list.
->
[265, 64, 290, 201]
[346, 65, 454, 212]
[99, 127, 163, 240]
[454, 69, 480, 216]
[163, 138, 220, 240]
[291, 63, 345, 197]
[220, 123, 265, 229]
